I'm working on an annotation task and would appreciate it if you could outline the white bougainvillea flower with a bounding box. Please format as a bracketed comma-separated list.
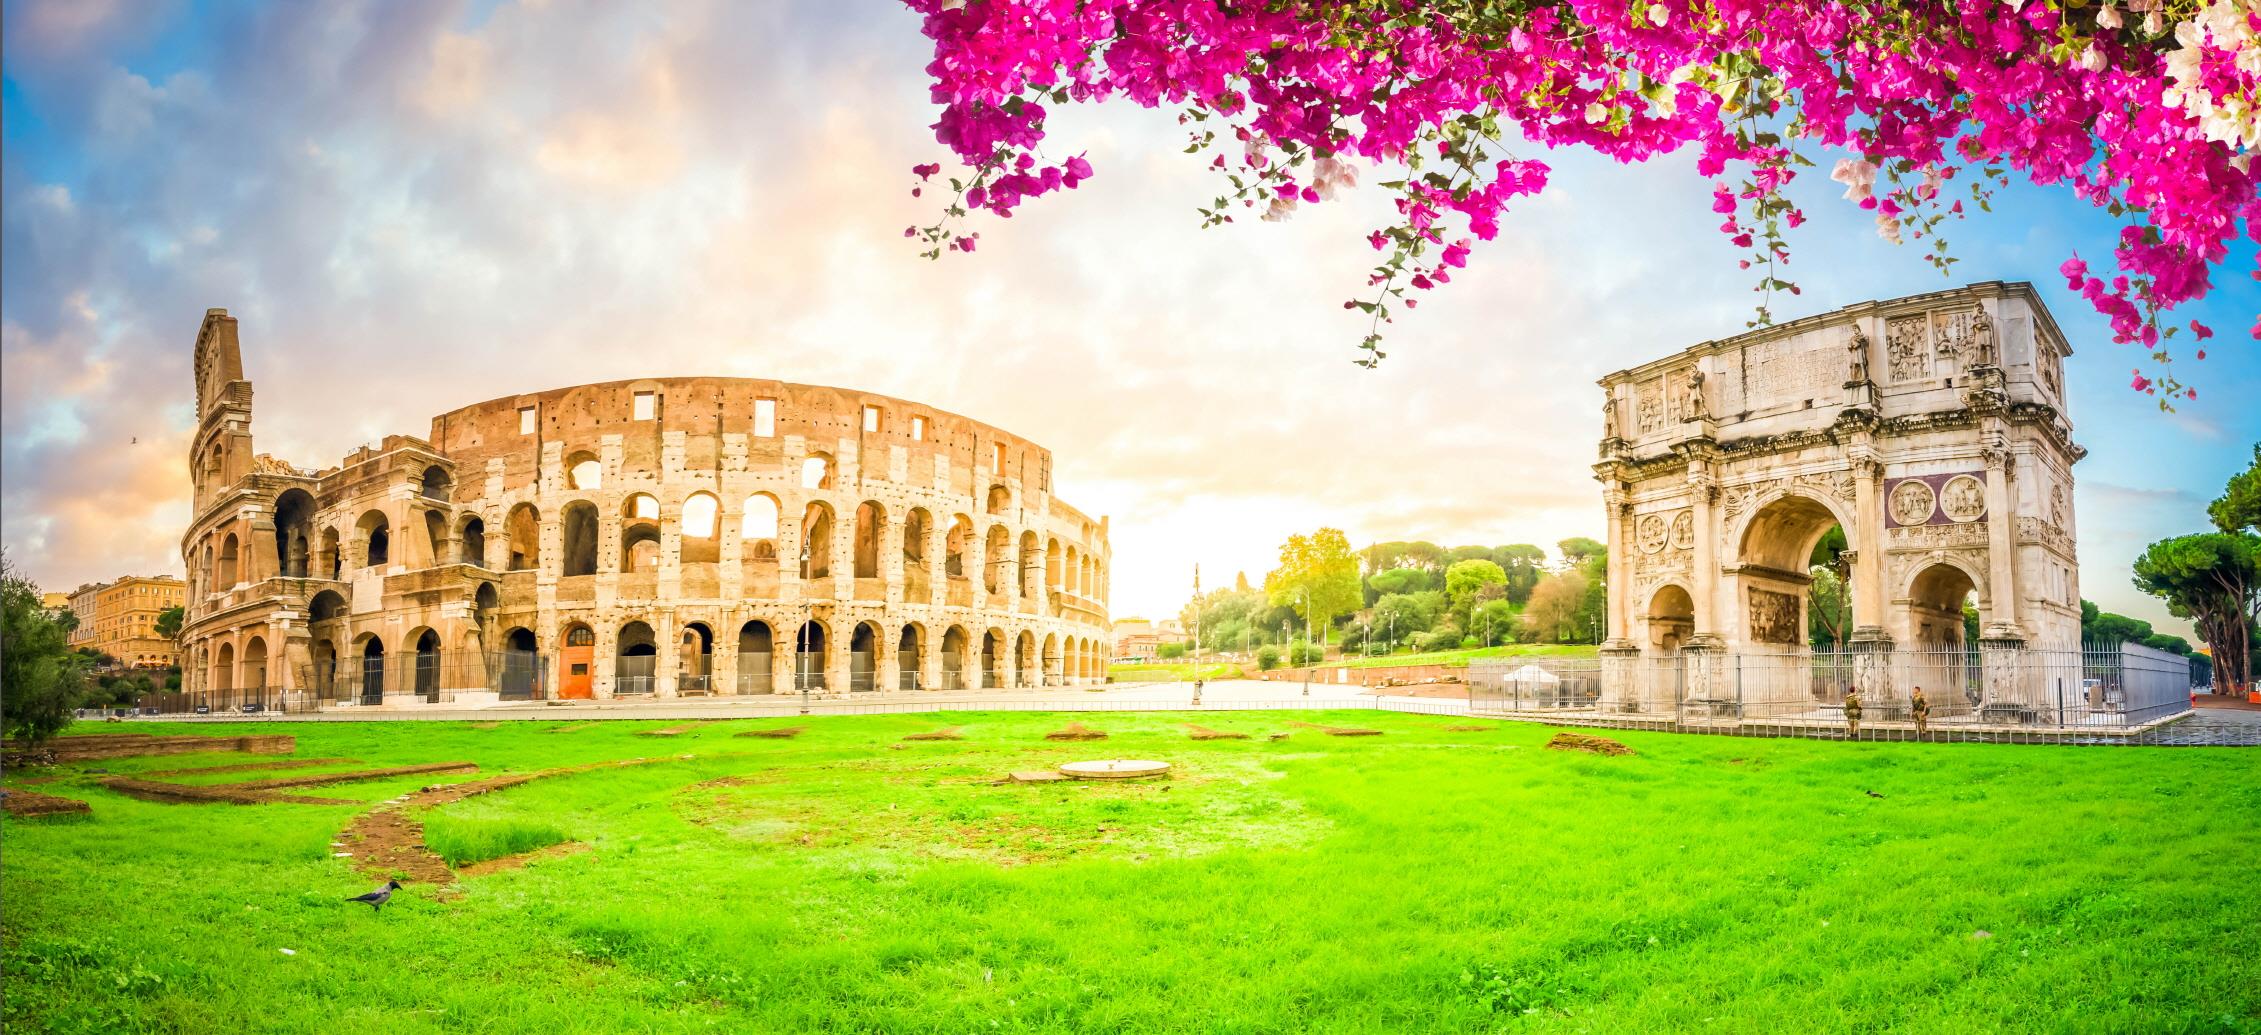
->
[1830, 157, 1877, 202]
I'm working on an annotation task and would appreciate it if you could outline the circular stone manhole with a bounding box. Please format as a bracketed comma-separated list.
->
[1058, 759, 1172, 781]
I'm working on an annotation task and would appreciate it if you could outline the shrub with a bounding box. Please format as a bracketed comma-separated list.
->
[1157, 642, 1188, 660]
[1256, 645, 1282, 671]
[1460, 636, 1480, 650]
[1288, 641, 1324, 666]
[1415, 630, 1462, 653]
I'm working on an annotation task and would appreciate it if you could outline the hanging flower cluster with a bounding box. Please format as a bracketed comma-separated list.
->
[904, 0, 2258, 404]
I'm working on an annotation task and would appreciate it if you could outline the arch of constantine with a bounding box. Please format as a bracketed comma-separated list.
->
[1592, 282, 2087, 718]
[179, 310, 1111, 708]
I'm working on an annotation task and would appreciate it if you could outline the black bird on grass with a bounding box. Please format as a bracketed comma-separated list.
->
[346, 880, 402, 912]
[1863, 790, 1887, 799]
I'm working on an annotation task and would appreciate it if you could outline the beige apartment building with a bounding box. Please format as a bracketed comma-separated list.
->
[67, 576, 186, 669]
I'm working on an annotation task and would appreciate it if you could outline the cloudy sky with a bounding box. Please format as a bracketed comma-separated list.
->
[4, 0, 2256, 634]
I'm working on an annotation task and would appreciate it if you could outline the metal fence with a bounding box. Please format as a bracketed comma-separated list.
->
[1469, 642, 2193, 730]
[736, 652, 774, 694]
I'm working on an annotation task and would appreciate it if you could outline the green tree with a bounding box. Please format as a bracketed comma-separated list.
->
[1470, 599, 1519, 647]
[1, 553, 89, 746]
[2207, 443, 2261, 533]
[1807, 527, 1852, 649]
[1287, 640, 1324, 666]
[153, 605, 184, 641]
[1557, 537, 1606, 569]
[1157, 642, 1188, 660]
[1524, 569, 1591, 643]
[1265, 528, 1362, 644]
[1366, 567, 1430, 597]
[1256, 644, 1282, 671]
[1494, 544, 1547, 605]
[1444, 559, 1507, 606]
[1370, 593, 1435, 651]
[2133, 532, 2259, 695]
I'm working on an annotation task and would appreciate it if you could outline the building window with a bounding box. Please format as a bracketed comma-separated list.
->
[911, 416, 925, 441]
[862, 405, 882, 433]
[754, 399, 776, 437]
[992, 442, 1005, 472]
[519, 406, 537, 434]
[632, 391, 656, 421]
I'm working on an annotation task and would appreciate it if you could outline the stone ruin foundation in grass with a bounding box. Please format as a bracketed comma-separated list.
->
[1545, 732, 1635, 756]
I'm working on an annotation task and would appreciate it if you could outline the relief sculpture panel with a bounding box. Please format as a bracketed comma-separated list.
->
[1887, 314, 1931, 383]
[1748, 587, 1801, 645]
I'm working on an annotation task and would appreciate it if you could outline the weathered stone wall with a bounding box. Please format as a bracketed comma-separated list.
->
[178, 311, 1112, 703]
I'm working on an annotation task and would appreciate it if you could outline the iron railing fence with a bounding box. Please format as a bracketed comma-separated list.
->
[678, 655, 714, 695]
[614, 655, 657, 696]
[1469, 643, 2193, 730]
[736, 652, 774, 695]
[303, 650, 552, 707]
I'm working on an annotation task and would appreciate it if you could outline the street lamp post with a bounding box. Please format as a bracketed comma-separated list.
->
[1300, 586, 1312, 698]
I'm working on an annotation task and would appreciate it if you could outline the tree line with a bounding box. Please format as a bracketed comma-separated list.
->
[1175, 530, 1609, 665]
[2133, 445, 2260, 696]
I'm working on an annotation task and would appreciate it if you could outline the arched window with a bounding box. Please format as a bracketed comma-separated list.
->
[741, 493, 780, 539]
[567, 451, 602, 490]
[853, 502, 884, 579]
[217, 533, 240, 588]
[624, 493, 659, 521]
[681, 492, 720, 564]
[802, 454, 833, 490]
[420, 465, 452, 501]
[561, 502, 599, 576]
[358, 510, 391, 568]
[505, 504, 540, 571]
[801, 503, 834, 580]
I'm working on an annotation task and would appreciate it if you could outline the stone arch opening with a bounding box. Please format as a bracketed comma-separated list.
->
[358, 510, 390, 568]
[616, 620, 657, 694]
[1906, 561, 1981, 649]
[1042, 632, 1061, 686]
[355, 633, 386, 704]
[1015, 630, 1036, 687]
[213, 641, 236, 704]
[1734, 493, 1850, 652]
[943, 625, 969, 689]
[852, 501, 884, 580]
[412, 627, 442, 701]
[1046, 540, 1063, 593]
[897, 624, 924, 691]
[986, 484, 1009, 515]
[802, 454, 833, 490]
[946, 515, 972, 579]
[567, 451, 602, 490]
[217, 533, 240, 589]
[501, 626, 540, 699]
[322, 527, 342, 580]
[980, 629, 1003, 688]
[419, 465, 452, 502]
[274, 488, 316, 578]
[903, 508, 932, 599]
[561, 501, 599, 576]
[984, 525, 1011, 594]
[794, 620, 828, 690]
[680, 492, 720, 564]
[458, 513, 486, 566]
[241, 636, 268, 694]
[800, 502, 834, 580]
[422, 509, 448, 568]
[505, 503, 540, 570]
[679, 622, 714, 693]
[738, 620, 774, 694]
[1646, 584, 1695, 653]
[850, 621, 880, 691]
[620, 495, 661, 574]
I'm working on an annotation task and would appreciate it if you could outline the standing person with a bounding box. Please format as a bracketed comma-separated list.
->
[1910, 686, 1930, 736]
[1843, 686, 1862, 737]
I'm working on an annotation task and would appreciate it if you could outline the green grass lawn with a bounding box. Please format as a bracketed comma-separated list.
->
[5, 714, 2256, 1033]
[1105, 661, 1243, 682]
[1333, 643, 1601, 670]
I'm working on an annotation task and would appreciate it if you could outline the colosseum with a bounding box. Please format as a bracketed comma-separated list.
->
[179, 309, 1112, 709]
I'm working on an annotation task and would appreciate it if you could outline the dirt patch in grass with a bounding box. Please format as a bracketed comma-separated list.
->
[545, 723, 595, 734]
[338, 756, 682, 892]
[470, 722, 504, 730]
[1044, 722, 1108, 741]
[1290, 721, 1384, 737]
[639, 722, 718, 737]
[2, 789, 91, 818]
[456, 840, 591, 878]
[231, 762, 479, 791]
[9, 733, 295, 764]
[1546, 732, 1634, 756]
[1440, 725, 1496, 732]
[735, 726, 805, 739]
[1184, 725, 1250, 741]
[139, 757, 355, 778]
[902, 727, 965, 741]
[97, 777, 356, 806]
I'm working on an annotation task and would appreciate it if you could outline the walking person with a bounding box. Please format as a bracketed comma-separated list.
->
[1910, 686, 1930, 736]
[1843, 686, 1862, 737]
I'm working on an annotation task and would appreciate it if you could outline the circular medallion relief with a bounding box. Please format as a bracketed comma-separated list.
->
[1889, 479, 1938, 526]
[1669, 510, 1695, 550]
[1637, 514, 1669, 554]
[1939, 475, 1987, 523]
